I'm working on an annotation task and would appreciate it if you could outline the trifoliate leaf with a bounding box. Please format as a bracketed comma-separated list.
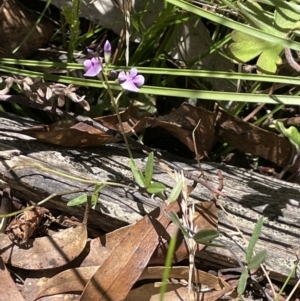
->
[129, 159, 146, 188]
[237, 267, 248, 296]
[67, 194, 87, 206]
[146, 182, 166, 194]
[193, 228, 219, 244]
[167, 179, 183, 203]
[144, 152, 154, 187]
[229, 1, 300, 74]
[248, 249, 267, 269]
[246, 216, 264, 262]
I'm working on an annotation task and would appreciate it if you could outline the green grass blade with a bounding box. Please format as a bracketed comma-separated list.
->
[166, 0, 300, 51]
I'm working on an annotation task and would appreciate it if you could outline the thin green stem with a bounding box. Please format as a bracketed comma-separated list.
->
[102, 68, 134, 159]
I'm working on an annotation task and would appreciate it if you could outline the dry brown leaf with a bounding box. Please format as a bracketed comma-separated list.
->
[194, 200, 218, 231]
[30, 294, 80, 301]
[216, 107, 293, 169]
[124, 280, 231, 301]
[153, 104, 216, 157]
[0, 256, 25, 301]
[140, 266, 231, 291]
[79, 201, 180, 301]
[18, 106, 147, 147]
[0, 223, 87, 269]
[31, 265, 233, 300]
[32, 266, 99, 301]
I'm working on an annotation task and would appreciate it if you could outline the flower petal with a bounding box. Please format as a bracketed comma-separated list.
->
[83, 59, 92, 68]
[129, 68, 138, 78]
[84, 64, 102, 77]
[132, 74, 145, 87]
[121, 81, 139, 92]
[118, 71, 129, 82]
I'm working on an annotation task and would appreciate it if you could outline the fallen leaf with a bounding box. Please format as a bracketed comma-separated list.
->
[18, 106, 147, 147]
[194, 200, 218, 231]
[124, 280, 231, 301]
[79, 201, 180, 301]
[216, 108, 293, 168]
[32, 266, 99, 301]
[0, 256, 25, 301]
[31, 265, 232, 301]
[140, 266, 231, 291]
[152, 104, 216, 157]
[0, 222, 87, 269]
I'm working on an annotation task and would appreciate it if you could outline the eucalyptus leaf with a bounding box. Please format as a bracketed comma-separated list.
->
[147, 182, 166, 194]
[167, 179, 183, 203]
[248, 249, 267, 269]
[129, 159, 146, 188]
[144, 152, 154, 187]
[237, 267, 249, 296]
[193, 228, 219, 244]
[246, 216, 264, 262]
[67, 194, 87, 206]
[169, 211, 189, 237]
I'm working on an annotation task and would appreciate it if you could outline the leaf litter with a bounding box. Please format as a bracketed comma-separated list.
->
[4, 102, 296, 172]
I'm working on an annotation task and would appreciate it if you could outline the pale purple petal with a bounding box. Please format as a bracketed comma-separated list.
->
[84, 65, 101, 76]
[83, 59, 92, 68]
[120, 81, 139, 92]
[129, 68, 138, 78]
[87, 48, 95, 55]
[118, 71, 129, 82]
[83, 57, 102, 77]
[104, 40, 111, 53]
[132, 74, 145, 87]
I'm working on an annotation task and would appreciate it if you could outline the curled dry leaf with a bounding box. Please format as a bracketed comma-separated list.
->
[0, 76, 90, 111]
[0, 222, 87, 270]
[0, 256, 25, 301]
[6, 206, 51, 245]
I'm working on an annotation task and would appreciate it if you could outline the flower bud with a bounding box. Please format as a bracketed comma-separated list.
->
[104, 40, 112, 64]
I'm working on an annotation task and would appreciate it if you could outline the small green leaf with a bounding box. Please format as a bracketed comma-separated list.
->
[67, 194, 87, 206]
[193, 228, 219, 244]
[274, 121, 300, 154]
[90, 184, 105, 206]
[169, 211, 189, 237]
[248, 249, 267, 270]
[93, 184, 105, 194]
[147, 182, 166, 194]
[246, 216, 264, 262]
[129, 159, 146, 188]
[144, 152, 154, 187]
[167, 179, 183, 203]
[237, 267, 248, 296]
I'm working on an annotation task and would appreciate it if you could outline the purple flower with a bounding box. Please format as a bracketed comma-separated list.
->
[103, 40, 112, 64]
[118, 68, 145, 92]
[83, 57, 102, 77]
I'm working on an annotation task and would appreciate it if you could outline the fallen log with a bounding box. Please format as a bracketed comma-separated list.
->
[0, 112, 299, 283]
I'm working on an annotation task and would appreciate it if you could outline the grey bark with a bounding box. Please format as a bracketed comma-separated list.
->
[0, 112, 299, 283]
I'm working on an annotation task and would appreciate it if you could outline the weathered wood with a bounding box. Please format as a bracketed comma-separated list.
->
[0, 112, 299, 283]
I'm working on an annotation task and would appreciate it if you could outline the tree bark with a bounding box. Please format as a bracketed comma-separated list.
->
[0, 112, 299, 283]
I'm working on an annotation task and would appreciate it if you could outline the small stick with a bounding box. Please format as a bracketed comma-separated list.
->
[285, 47, 300, 72]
